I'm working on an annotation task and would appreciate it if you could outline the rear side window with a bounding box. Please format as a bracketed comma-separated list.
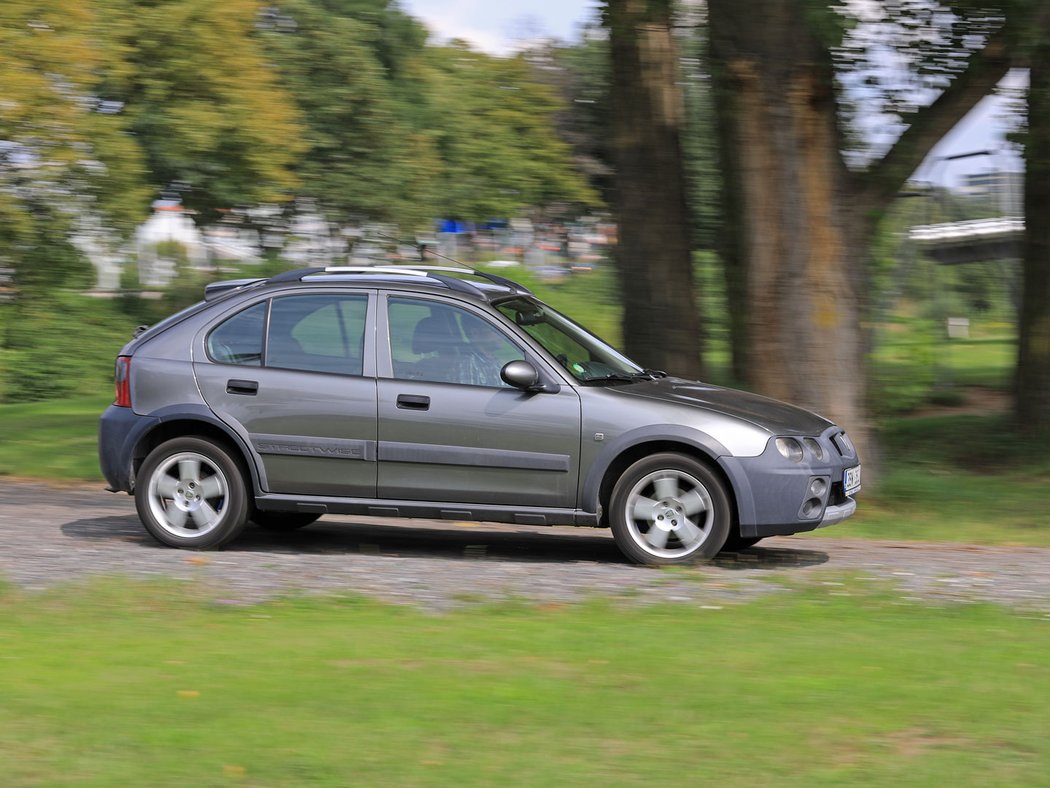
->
[267, 294, 367, 375]
[206, 302, 266, 366]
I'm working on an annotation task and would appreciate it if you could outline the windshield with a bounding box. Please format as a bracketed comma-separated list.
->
[495, 296, 644, 382]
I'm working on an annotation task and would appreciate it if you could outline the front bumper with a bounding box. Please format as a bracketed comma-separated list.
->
[720, 426, 860, 539]
[816, 497, 857, 528]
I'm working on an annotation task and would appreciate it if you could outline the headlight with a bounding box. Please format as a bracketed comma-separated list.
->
[803, 438, 825, 461]
[775, 437, 804, 462]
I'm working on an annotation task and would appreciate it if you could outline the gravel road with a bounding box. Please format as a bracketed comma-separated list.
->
[2, 481, 1049, 612]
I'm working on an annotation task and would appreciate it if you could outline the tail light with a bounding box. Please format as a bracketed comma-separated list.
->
[114, 356, 132, 408]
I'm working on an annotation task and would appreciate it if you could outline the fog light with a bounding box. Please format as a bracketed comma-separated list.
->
[803, 438, 825, 461]
[809, 478, 828, 498]
[775, 437, 804, 462]
[800, 498, 821, 518]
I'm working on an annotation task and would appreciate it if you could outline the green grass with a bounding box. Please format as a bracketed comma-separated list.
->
[1, 578, 1048, 786]
[0, 396, 111, 481]
[870, 319, 1015, 414]
[833, 413, 1050, 546]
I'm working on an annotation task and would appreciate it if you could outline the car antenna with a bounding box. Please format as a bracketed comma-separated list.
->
[370, 230, 474, 270]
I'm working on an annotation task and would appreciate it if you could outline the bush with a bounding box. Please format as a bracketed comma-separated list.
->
[1, 292, 138, 403]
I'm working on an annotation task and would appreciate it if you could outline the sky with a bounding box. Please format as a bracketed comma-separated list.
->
[401, 0, 600, 56]
[401, 0, 1022, 186]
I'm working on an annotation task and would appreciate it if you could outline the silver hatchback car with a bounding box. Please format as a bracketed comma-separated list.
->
[99, 265, 860, 565]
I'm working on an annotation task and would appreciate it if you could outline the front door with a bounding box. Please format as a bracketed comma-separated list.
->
[193, 291, 378, 497]
[376, 294, 581, 507]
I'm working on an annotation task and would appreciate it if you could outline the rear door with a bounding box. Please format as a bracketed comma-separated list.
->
[375, 293, 581, 507]
[193, 290, 378, 497]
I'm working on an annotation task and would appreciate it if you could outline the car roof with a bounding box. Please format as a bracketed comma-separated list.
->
[204, 265, 532, 304]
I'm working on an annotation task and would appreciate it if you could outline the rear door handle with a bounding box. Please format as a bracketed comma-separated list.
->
[396, 394, 430, 410]
[227, 379, 259, 395]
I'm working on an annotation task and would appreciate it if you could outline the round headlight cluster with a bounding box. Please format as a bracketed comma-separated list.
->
[777, 437, 828, 463]
[803, 438, 825, 461]
[775, 437, 804, 462]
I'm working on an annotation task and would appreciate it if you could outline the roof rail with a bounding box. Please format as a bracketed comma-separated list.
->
[260, 263, 532, 298]
[321, 266, 428, 276]
[268, 267, 324, 282]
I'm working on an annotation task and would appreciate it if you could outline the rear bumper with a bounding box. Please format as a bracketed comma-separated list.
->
[98, 405, 159, 492]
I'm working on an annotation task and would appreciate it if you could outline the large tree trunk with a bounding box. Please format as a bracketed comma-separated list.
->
[604, 0, 703, 378]
[1016, 25, 1050, 431]
[709, 0, 1015, 471]
[708, 0, 872, 457]
[710, 54, 750, 386]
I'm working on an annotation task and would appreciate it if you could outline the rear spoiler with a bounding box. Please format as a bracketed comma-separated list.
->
[204, 278, 266, 301]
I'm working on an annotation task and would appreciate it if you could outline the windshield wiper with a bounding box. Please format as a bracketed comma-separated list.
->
[581, 371, 659, 385]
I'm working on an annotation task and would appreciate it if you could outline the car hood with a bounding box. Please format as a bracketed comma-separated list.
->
[609, 377, 834, 435]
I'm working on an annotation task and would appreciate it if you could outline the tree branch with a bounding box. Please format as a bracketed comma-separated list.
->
[859, 25, 1013, 212]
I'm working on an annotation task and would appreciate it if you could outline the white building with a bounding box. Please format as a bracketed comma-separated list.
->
[134, 200, 208, 287]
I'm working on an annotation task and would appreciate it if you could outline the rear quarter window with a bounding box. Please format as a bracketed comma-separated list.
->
[206, 302, 266, 366]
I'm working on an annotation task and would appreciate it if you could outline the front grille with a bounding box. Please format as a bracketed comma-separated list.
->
[828, 481, 848, 506]
[832, 432, 856, 459]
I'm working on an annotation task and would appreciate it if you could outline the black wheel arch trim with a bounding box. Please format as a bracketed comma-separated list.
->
[138, 404, 266, 493]
[579, 425, 757, 531]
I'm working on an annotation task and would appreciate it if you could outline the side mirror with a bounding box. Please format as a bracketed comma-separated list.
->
[501, 359, 541, 391]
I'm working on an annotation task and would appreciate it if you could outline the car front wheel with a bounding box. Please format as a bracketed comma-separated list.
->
[135, 437, 249, 550]
[609, 453, 730, 565]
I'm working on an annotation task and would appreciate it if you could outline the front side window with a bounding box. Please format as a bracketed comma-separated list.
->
[388, 298, 523, 387]
[206, 302, 266, 366]
[267, 294, 367, 375]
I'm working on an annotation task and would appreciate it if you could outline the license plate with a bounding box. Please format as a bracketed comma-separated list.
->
[843, 466, 862, 496]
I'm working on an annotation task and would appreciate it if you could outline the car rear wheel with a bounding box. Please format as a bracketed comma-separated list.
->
[252, 511, 321, 531]
[609, 453, 730, 565]
[135, 437, 249, 550]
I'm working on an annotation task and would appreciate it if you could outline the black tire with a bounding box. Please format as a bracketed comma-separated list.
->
[609, 452, 731, 566]
[135, 437, 250, 550]
[252, 511, 321, 531]
[719, 534, 763, 552]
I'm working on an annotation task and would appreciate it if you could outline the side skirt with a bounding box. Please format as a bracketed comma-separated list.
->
[254, 493, 603, 528]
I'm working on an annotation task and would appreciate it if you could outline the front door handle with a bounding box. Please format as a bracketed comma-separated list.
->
[396, 394, 430, 410]
[227, 379, 259, 395]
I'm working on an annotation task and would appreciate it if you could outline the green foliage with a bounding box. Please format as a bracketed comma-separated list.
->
[0, 0, 150, 277]
[525, 32, 614, 204]
[259, 0, 439, 228]
[2, 580, 1049, 784]
[422, 46, 599, 220]
[0, 292, 137, 403]
[870, 317, 941, 415]
[100, 0, 306, 220]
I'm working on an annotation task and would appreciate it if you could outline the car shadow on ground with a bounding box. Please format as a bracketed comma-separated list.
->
[60, 515, 829, 569]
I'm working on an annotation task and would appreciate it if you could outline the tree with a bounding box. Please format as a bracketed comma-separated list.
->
[602, 0, 703, 379]
[420, 44, 598, 222]
[102, 0, 306, 222]
[0, 0, 149, 290]
[260, 0, 441, 229]
[707, 0, 1019, 462]
[1016, 8, 1050, 432]
[524, 30, 616, 205]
